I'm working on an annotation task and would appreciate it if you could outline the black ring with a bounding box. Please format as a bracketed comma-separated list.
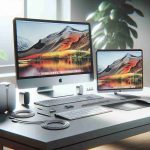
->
[41, 119, 70, 130]
[9, 110, 35, 119]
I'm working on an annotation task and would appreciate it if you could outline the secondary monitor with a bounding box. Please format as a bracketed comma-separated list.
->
[13, 18, 93, 94]
[96, 49, 143, 98]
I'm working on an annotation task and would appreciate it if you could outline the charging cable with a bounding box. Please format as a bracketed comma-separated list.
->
[9, 110, 70, 130]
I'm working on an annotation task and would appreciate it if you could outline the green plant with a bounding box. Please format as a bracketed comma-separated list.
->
[86, 0, 144, 49]
[0, 49, 8, 61]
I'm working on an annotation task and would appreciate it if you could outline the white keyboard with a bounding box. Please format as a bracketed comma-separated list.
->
[34, 94, 104, 107]
[55, 106, 112, 120]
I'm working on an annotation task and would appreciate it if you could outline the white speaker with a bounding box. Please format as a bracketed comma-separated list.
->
[0, 82, 16, 113]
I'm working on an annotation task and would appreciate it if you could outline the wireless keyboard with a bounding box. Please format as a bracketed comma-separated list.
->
[55, 106, 112, 120]
[34, 94, 104, 107]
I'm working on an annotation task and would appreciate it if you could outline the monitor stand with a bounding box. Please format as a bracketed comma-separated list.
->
[37, 86, 74, 98]
[37, 86, 53, 93]
[114, 92, 141, 99]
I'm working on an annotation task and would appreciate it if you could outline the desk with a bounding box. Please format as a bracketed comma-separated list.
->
[0, 87, 150, 150]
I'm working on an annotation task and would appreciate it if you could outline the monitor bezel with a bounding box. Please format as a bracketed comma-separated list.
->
[96, 49, 143, 93]
[13, 17, 94, 80]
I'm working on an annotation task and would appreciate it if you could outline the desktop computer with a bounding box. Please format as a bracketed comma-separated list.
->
[96, 49, 143, 99]
[13, 18, 94, 96]
[13, 18, 111, 120]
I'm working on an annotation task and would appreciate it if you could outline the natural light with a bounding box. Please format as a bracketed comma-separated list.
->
[0, 0, 24, 65]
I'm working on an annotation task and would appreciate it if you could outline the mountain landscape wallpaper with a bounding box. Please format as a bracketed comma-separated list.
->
[97, 51, 143, 90]
[16, 21, 92, 78]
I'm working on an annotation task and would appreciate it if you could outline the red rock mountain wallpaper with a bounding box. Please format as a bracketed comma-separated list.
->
[17, 24, 92, 78]
[97, 51, 143, 90]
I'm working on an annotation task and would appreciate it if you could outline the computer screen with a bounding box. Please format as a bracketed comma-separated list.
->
[96, 49, 143, 92]
[13, 18, 93, 91]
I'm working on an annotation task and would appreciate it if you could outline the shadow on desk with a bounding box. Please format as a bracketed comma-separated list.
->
[89, 131, 150, 150]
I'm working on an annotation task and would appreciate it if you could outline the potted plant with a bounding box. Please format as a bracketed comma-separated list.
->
[86, 0, 144, 49]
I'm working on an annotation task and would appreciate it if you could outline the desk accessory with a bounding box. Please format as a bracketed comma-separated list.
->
[106, 100, 150, 111]
[10, 117, 70, 130]
[37, 109, 51, 117]
[10, 109, 70, 130]
[9, 110, 35, 119]
[76, 85, 84, 95]
[0, 82, 16, 113]
[19, 92, 30, 106]
[41, 119, 70, 130]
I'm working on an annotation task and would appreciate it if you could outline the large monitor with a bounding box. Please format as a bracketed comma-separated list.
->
[13, 18, 93, 94]
[96, 49, 143, 98]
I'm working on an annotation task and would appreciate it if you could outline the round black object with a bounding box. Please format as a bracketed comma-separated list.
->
[59, 78, 62, 83]
[41, 119, 70, 130]
[10, 110, 35, 119]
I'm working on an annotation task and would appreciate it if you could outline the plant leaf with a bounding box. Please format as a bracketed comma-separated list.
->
[92, 23, 103, 35]
[113, 32, 127, 48]
[129, 27, 138, 38]
[134, 8, 144, 17]
[93, 10, 105, 21]
[115, 21, 130, 37]
[94, 36, 106, 49]
[92, 31, 105, 39]
[105, 41, 118, 49]
[103, 20, 117, 34]
[110, 9, 121, 20]
[124, 15, 137, 27]
[116, 35, 127, 48]
[98, 16, 106, 22]
[86, 12, 96, 21]
[118, 40, 126, 49]
[126, 37, 134, 48]
[93, 36, 102, 45]
[123, 3, 134, 14]
[98, 1, 112, 12]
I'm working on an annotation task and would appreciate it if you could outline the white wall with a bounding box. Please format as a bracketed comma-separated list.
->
[0, 0, 57, 83]
[132, 0, 150, 86]
[57, 0, 71, 21]
[27, 0, 57, 19]
[70, 0, 100, 22]
[0, 0, 24, 66]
